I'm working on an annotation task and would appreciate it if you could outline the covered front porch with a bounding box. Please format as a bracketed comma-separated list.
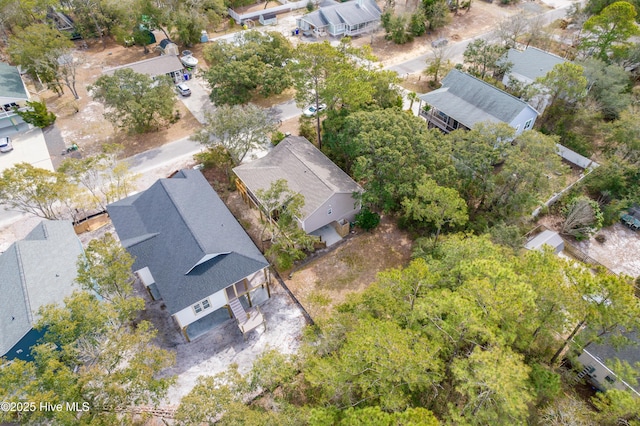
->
[184, 283, 271, 341]
[419, 104, 470, 134]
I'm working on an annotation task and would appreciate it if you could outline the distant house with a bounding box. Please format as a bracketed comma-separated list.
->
[501, 47, 567, 86]
[0, 221, 83, 361]
[501, 47, 568, 113]
[577, 332, 640, 397]
[233, 136, 363, 243]
[102, 55, 184, 82]
[296, 0, 381, 38]
[524, 229, 564, 254]
[0, 62, 30, 130]
[107, 169, 271, 341]
[418, 69, 539, 135]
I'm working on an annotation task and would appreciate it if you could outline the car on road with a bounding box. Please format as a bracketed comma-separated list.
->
[431, 37, 448, 48]
[0, 136, 13, 153]
[302, 103, 326, 117]
[176, 82, 191, 97]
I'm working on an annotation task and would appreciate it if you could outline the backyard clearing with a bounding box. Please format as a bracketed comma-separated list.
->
[283, 215, 413, 320]
[224, 191, 413, 320]
[142, 279, 307, 406]
[574, 223, 640, 278]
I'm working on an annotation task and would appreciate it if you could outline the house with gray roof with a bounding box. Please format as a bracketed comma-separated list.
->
[577, 331, 640, 396]
[501, 46, 567, 86]
[500, 47, 568, 113]
[233, 136, 363, 242]
[0, 62, 30, 130]
[107, 169, 270, 341]
[296, 0, 381, 38]
[0, 221, 83, 361]
[102, 55, 184, 82]
[418, 69, 539, 134]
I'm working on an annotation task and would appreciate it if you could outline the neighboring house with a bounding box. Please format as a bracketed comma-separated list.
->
[524, 229, 564, 254]
[102, 55, 185, 82]
[500, 46, 567, 113]
[0, 62, 30, 130]
[577, 332, 640, 397]
[233, 136, 363, 241]
[0, 221, 83, 361]
[501, 46, 567, 86]
[418, 69, 539, 135]
[107, 169, 271, 341]
[296, 0, 381, 38]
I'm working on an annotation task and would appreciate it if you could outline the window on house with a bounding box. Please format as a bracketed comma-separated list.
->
[605, 375, 616, 384]
[193, 298, 212, 314]
[524, 119, 533, 130]
[327, 207, 332, 215]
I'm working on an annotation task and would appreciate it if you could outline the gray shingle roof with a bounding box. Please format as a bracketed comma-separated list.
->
[107, 169, 268, 315]
[503, 47, 567, 82]
[301, 0, 380, 28]
[0, 221, 82, 357]
[233, 136, 363, 219]
[0, 62, 29, 103]
[419, 69, 537, 128]
[102, 55, 184, 78]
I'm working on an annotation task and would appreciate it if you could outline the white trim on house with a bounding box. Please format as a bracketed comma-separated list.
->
[135, 267, 155, 287]
[578, 349, 640, 397]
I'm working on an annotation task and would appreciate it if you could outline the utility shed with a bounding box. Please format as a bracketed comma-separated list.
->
[0, 221, 83, 360]
[524, 230, 564, 254]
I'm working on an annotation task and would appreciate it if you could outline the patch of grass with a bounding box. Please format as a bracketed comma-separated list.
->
[307, 290, 332, 307]
[341, 252, 363, 270]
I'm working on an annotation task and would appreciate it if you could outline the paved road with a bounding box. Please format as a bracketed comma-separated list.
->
[386, 2, 581, 76]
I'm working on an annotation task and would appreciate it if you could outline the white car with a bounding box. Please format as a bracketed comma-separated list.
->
[176, 83, 191, 97]
[0, 136, 13, 153]
[302, 103, 326, 117]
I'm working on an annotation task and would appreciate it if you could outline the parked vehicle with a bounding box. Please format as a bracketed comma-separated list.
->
[302, 103, 326, 117]
[0, 136, 13, 153]
[431, 37, 448, 48]
[176, 83, 191, 97]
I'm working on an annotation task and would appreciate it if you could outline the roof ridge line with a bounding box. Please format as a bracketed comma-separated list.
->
[13, 243, 34, 324]
[451, 69, 535, 109]
[283, 142, 336, 193]
[158, 179, 209, 256]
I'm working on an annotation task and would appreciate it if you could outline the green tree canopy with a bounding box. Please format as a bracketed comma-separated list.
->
[0, 163, 78, 220]
[203, 31, 294, 105]
[462, 39, 510, 79]
[0, 248, 175, 425]
[580, 57, 632, 119]
[8, 23, 73, 92]
[194, 104, 277, 166]
[89, 68, 177, 133]
[580, 1, 640, 61]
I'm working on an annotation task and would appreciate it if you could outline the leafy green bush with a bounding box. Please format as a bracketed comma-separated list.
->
[409, 13, 426, 37]
[271, 130, 286, 145]
[15, 100, 56, 128]
[560, 196, 604, 240]
[299, 118, 317, 145]
[530, 364, 561, 405]
[355, 207, 380, 231]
